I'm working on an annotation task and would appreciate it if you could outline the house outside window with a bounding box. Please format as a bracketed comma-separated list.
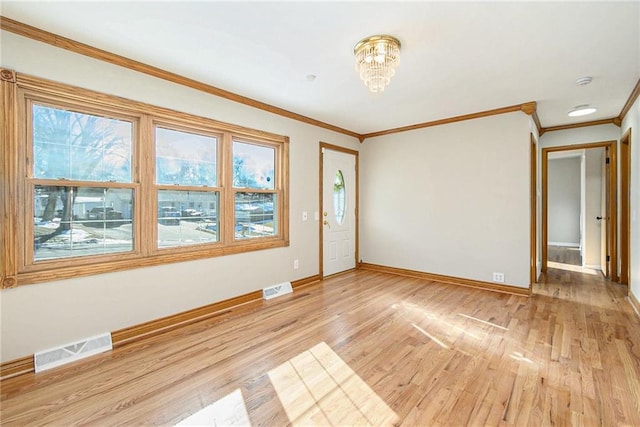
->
[1, 73, 289, 287]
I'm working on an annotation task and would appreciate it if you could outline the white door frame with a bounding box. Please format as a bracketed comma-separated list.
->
[319, 142, 359, 278]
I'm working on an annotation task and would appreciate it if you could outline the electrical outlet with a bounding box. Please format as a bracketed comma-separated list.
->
[314, 211, 319, 221]
[293, 259, 299, 270]
[492, 272, 505, 283]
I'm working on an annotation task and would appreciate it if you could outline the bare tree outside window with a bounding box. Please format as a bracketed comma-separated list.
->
[32, 105, 134, 259]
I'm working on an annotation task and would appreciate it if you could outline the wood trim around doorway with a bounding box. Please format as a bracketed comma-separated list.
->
[530, 134, 537, 288]
[318, 142, 359, 279]
[620, 129, 631, 286]
[541, 141, 618, 280]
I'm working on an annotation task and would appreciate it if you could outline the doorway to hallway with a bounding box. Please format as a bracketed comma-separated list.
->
[541, 140, 617, 280]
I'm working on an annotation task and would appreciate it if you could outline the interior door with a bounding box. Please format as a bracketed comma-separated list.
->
[322, 148, 356, 276]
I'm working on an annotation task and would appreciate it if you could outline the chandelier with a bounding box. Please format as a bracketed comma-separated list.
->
[354, 35, 401, 93]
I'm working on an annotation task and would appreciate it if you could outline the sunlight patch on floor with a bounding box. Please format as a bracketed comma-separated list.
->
[411, 323, 449, 349]
[393, 301, 485, 343]
[175, 388, 251, 426]
[548, 261, 599, 275]
[510, 351, 536, 366]
[457, 313, 508, 330]
[268, 342, 399, 426]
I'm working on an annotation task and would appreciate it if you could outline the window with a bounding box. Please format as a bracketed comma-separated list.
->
[34, 186, 134, 260]
[2, 74, 289, 286]
[333, 170, 346, 225]
[29, 103, 136, 263]
[155, 126, 220, 248]
[233, 140, 278, 239]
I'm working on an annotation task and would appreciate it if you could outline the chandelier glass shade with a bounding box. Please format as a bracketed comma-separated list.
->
[354, 35, 401, 93]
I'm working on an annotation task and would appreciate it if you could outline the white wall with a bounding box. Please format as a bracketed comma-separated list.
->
[621, 92, 640, 307]
[360, 112, 531, 288]
[547, 157, 581, 245]
[585, 148, 604, 267]
[0, 32, 360, 362]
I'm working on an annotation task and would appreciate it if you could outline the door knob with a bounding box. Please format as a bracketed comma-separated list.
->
[323, 220, 330, 228]
[596, 216, 603, 220]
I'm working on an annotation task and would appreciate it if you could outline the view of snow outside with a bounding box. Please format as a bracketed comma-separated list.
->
[32, 105, 277, 261]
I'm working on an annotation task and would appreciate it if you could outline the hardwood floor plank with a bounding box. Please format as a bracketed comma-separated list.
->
[1, 268, 639, 426]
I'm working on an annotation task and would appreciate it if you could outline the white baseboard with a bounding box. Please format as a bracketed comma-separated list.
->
[548, 242, 580, 248]
[584, 264, 603, 271]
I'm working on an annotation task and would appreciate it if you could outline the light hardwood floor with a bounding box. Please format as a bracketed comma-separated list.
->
[1, 268, 639, 426]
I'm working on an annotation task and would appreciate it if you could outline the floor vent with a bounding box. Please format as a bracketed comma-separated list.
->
[263, 282, 293, 300]
[34, 332, 113, 373]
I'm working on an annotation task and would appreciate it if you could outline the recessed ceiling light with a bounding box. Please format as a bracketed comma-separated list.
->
[568, 105, 597, 117]
[575, 76, 593, 86]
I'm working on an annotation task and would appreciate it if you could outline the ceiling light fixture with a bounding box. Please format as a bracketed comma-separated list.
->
[354, 35, 401, 93]
[568, 105, 597, 117]
[575, 76, 593, 86]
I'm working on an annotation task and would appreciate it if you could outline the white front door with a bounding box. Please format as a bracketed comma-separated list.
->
[322, 148, 356, 276]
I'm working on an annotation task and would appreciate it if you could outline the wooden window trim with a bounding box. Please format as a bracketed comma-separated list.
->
[1, 71, 289, 288]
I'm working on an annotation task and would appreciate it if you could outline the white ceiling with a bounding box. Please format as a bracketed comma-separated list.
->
[2, 1, 639, 135]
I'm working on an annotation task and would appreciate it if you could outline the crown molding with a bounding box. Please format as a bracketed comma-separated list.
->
[619, 78, 640, 123]
[541, 118, 620, 134]
[0, 16, 540, 143]
[520, 101, 543, 136]
[0, 16, 361, 140]
[531, 110, 543, 135]
[2, 16, 636, 142]
[359, 103, 535, 141]
[520, 101, 537, 115]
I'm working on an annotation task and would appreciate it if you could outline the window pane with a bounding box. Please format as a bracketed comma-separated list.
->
[32, 104, 133, 182]
[233, 141, 275, 190]
[158, 190, 219, 248]
[334, 170, 346, 225]
[34, 186, 133, 260]
[156, 127, 217, 186]
[235, 192, 276, 239]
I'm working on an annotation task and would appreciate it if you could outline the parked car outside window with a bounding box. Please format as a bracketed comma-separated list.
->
[158, 207, 180, 225]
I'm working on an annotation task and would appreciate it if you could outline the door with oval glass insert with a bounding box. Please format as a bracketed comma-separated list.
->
[322, 148, 356, 276]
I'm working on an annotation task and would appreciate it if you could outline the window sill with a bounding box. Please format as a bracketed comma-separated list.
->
[12, 238, 289, 287]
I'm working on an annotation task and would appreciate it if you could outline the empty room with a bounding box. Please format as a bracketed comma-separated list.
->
[1, 1, 639, 426]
